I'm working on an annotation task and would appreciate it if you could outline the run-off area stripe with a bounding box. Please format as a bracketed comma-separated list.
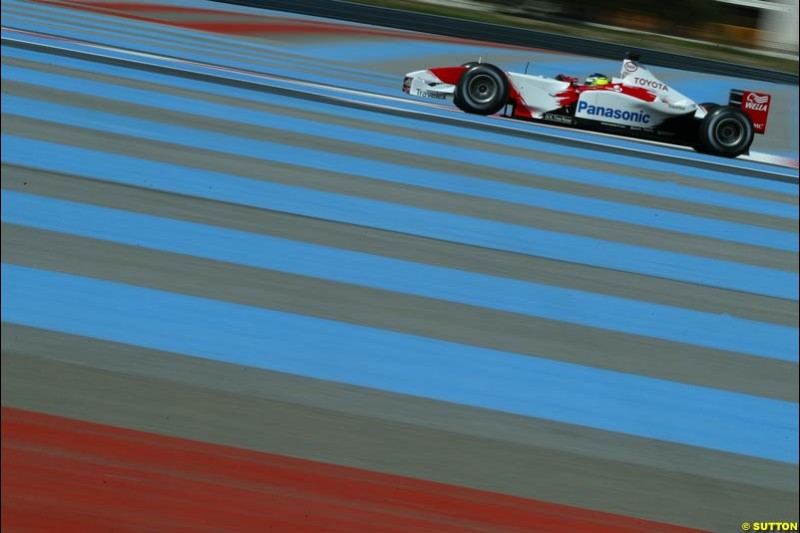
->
[2, 190, 797, 361]
[2, 263, 797, 462]
[0, 407, 708, 533]
[1, 128, 796, 301]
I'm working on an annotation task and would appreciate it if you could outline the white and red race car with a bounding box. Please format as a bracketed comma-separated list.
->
[403, 54, 771, 158]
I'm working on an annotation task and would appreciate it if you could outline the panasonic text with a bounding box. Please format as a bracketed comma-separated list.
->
[577, 101, 651, 124]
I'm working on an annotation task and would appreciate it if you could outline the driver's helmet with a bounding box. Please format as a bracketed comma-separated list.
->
[584, 73, 610, 86]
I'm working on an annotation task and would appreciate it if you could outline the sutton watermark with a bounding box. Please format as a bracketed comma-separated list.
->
[741, 523, 798, 531]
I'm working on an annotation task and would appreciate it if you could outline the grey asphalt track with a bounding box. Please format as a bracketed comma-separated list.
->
[3, 220, 797, 402]
[2, 2, 798, 532]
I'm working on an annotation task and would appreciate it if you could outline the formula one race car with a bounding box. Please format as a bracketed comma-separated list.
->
[402, 53, 771, 158]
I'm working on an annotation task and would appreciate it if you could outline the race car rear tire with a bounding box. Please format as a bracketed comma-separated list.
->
[454, 64, 509, 115]
[697, 105, 754, 158]
[692, 103, 719, 154]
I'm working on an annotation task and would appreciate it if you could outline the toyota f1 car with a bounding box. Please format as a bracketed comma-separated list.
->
[402, 54, 771, 158]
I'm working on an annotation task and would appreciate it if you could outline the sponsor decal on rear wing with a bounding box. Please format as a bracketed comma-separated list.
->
[730, 89, 771, 134]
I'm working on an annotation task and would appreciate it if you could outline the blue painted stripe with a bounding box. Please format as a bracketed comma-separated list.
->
[2, 74, 795, 253]
[293, 40, 516, 63]
[0, 29, 431, 109]
[3, 263, 797, 463]
[4, 42, 796, 193]
[2, 134, 796, 300]
[4, 191, 795, 360]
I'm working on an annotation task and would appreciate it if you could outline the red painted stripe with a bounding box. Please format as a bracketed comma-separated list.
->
[2, 407, 706, 533]
[33, 0, 555, 50]
[36, 0, 404, 36]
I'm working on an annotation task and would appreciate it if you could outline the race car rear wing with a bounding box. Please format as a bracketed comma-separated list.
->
[730, 89, 771, 134]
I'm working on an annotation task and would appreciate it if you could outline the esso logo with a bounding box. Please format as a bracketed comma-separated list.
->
[624, 62, 638, 73]
[744, 92, 770, 112]
[633, 77, 667, 91]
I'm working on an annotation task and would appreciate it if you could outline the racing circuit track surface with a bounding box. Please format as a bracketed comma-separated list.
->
[1, 1, 799, 532]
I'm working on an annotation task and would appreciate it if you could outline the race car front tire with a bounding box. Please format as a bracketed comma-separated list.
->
[697, 105, 754, 158]
[454, 64, 509, 115]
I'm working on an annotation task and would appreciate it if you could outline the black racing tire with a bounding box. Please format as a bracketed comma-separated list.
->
[453, 63, 482, 110]
[697, 105, 754, 158]
[453, 64, 509, 115]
